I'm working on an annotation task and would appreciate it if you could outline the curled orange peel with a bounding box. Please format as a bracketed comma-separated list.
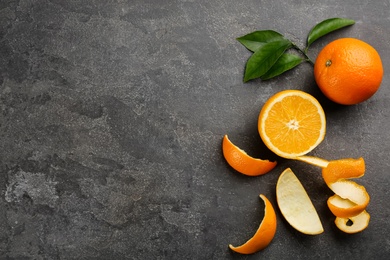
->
[229, 194, 277, 254]
[321, 157, 365, 185]
[335, 210, 370, 234]
[222, 135, 277, 176]
[297, 156, 370, 233]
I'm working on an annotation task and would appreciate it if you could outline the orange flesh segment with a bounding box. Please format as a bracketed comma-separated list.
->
[229, 194, 277, 254]
[222, 135, 277, 176]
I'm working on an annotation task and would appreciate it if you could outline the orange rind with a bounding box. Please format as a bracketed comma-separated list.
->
[276, 168, 324, 235]
[322, 158, 365, 185]
[335, 210, 370, 234]
[327, 193, 369, 219]
[229, 194, 277, 254]
[297, 156, 370, 232]
[222, 135, 277, 176]
[320, 158, 370, 231]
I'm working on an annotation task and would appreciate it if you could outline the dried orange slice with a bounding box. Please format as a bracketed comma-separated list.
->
[258, 90, 326, 159]
[222, 135, 277, 176]
[229, 194, 277, 254]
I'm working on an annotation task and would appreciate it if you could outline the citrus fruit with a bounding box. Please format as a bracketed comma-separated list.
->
[222, 135, 277, 176]
[229, 194, 277, 254]
[314, 38, 383, 105]
[258, 90, 326, 159]
[276, 168, 324, 235]
[335, 210, 370, 234]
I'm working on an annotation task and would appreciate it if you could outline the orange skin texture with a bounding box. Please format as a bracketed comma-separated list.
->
[229, 194, 277, 254]
[322, 158, 369, 218]
[322, 157, 365, 185]
[327, 192, 369, 219]
[314, 38, 383, 105]
[222, 135, 277, 176]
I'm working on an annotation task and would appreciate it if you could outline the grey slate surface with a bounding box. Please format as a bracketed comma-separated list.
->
[1, 0, 389, 259]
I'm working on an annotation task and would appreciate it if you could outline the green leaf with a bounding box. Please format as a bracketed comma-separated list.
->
[237, 30, 285, 52]
[243, 39, 292, 82]
[307, 18, 355, 48]
[260, 53, 304, 80]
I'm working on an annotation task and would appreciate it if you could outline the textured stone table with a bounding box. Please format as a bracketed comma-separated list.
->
[1, 0, 389, 259]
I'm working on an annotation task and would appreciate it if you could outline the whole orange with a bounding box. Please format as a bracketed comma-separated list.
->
[314, 38, 383, 105]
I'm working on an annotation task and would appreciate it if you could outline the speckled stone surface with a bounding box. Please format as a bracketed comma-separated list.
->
[1, 0, 389, 259]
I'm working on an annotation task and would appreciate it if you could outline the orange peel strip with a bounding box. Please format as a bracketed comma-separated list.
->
[327, 194, 369, 219]
[321, 158, 370, 231]
[229, 194, 277, 254]
[298, 156, 370, 231]
[222, 135, 277, 176]
[322, 157, 365, 185]
[296, 155, 330, 168]
[335, 210, 370, 234]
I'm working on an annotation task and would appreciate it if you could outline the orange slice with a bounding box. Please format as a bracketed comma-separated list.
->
[222, 135, 277, 176]
[335, 210, 370, 234]
[258, 90, 326, 159]
[229, 194, 277, 254]
[276, 168, 324, 235]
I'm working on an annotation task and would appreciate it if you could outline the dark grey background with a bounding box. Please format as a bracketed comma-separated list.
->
[1, 0, 389, 259]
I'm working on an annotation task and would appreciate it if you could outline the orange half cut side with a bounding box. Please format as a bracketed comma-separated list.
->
[258, 90, 326, 159]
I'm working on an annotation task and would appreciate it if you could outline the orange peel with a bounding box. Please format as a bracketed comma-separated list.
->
[229, 194, 277, 254]
[322, 158, 370, 219]
[320, 158, 370, 232]
[222, 135, 277, 176]
[322, 157, 365, 185]
[276, 168, 324, 235]
[297, 156, 370, 232]
[335, 210, 370, 234]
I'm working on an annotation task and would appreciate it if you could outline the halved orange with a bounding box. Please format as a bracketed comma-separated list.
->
[229, 194, 277, 254]
[258, 90, 326, 159]
[222, 135, 277, 176]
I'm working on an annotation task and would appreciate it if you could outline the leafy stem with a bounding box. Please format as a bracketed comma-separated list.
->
[237, 18, 355, 82]
[292, 43, 314, 65]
